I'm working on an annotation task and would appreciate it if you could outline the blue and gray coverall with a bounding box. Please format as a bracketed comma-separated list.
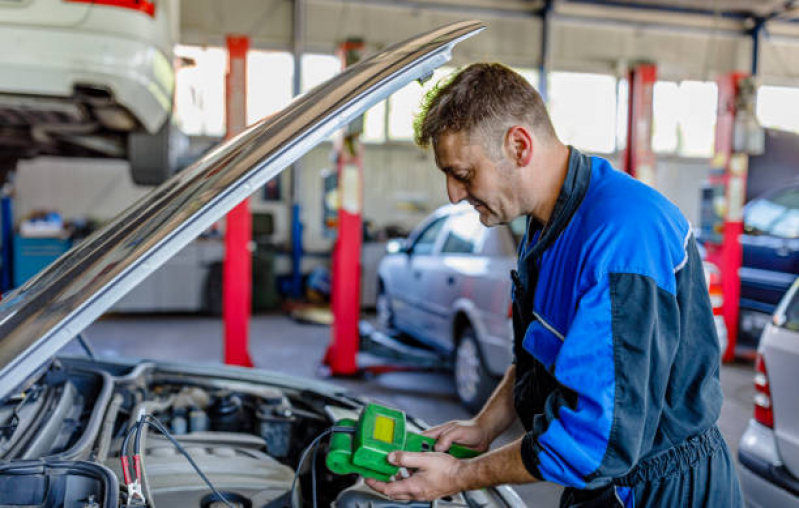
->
[511, 148, 743, 507]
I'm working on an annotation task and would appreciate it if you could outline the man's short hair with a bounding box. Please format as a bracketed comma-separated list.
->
[414, 63, 557, 158]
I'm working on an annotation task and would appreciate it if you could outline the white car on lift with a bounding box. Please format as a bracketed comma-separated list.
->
[0, 0, 183, 185]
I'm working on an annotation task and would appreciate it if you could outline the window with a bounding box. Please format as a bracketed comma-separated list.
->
[783, 283, 799, 332]
[652, 81, 717, 157]
[301, 53, 340, 94]
[517, 68, 541, 91]
[616, 78, 629, 153]
[174, 45, 226, 136]
[247, 51, 294, 126]
[745, 188, 799, 238]
[441, 213, 483, 254]
[548, 72, 617, 154]
[757, 85, 799, 134]
[363, 100, 387, 143]
[389, 67, 453, 140]
[412, 217, 446, 255]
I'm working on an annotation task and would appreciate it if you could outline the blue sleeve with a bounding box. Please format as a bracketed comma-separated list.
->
[520, 269, 680, 489]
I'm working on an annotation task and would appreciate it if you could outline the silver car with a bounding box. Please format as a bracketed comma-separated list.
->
[738, 276, 799, 507]
[0, 21, 525, 508]
[377, 204, 524, 411]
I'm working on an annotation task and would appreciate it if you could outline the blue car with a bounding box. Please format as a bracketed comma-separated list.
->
[738, 183, 799, 348]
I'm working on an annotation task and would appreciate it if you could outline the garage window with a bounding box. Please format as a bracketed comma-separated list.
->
[389, 67, 454, 141]
[247, 51, 294, 126]
[757, 85, 799, 134]
[301, 53, 340, 93]
[547, 72, 617, 154]
[652, 80, 717, 157]
[174, 45, 227, 136]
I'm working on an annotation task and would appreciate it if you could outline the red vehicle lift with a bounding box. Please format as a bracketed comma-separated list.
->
[322, 41, 447, 376]
[621, 63, 657, 185]
[322, 40, 366, 376]
[703, 72, 761, 361]
[223, 35, 254, 368]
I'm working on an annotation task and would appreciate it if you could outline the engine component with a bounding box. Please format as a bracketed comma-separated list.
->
[256, 392, 295, 459]
[171, 407, 188, 435]
[189, 406, 209, 433]
[210, 394, 243, 433]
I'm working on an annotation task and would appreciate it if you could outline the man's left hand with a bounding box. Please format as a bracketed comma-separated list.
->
[364, 451, 465, 501]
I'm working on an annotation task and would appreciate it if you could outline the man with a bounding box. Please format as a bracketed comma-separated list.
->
[365, 63, 742, 507]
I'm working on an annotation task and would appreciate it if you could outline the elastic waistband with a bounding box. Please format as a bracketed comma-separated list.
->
[613, 426, 724, 487]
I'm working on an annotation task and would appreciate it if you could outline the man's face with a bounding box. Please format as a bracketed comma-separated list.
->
[434, 130, 519, 227]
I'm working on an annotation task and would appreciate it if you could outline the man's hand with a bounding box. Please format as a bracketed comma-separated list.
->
[423, 419, 492, 453]
[364, 451, 464, 501]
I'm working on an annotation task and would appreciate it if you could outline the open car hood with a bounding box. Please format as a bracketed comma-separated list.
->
[0, 21, 485, 401]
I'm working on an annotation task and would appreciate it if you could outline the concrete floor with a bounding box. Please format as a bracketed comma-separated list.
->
[73, 313, 755, 507]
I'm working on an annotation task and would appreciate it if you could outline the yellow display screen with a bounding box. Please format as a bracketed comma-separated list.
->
[373, 415, 396, 444]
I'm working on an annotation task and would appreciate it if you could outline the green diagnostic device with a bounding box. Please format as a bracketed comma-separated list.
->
[326, 403, 481, 481]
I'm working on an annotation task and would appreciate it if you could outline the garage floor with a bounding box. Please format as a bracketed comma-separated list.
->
[72, 313, 754, 507]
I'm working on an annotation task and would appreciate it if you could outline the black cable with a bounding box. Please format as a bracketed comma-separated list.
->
[145, 415, 234, 508]
[290, 426, 355, 508]
[134, 413, 145, 454]
[121, 422, 138, 458]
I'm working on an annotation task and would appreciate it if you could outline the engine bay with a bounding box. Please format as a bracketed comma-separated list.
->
[0, 358, 512, 508]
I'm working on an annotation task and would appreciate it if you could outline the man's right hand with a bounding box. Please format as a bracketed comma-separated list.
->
[424, 365, 518, 454]
[422, 419, 493, 453]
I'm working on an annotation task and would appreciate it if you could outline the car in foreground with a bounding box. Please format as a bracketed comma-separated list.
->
[377, 204, 523, 412]
[738, 276, 799, 507]
[0, 21, 526, 508]
[0, 0, 183, 185]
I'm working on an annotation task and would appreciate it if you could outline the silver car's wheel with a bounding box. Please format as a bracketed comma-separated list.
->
[454, 327, 494, 413]
[376, 281, 395, 330]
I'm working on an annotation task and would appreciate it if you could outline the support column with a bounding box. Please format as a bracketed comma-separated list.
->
[621, 63, 657, 186]
[538, 0, 552, 101]
[223, 35, 254, 368]
[706, 72, 750, 361]
[290, 0, 305, 299]
[324, 39, 365, 376]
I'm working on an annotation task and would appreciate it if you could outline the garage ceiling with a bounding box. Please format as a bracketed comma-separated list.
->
[328, 0, 799, 20]
[564, 0, 799, 19]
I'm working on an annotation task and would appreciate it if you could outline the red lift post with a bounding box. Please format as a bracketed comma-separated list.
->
[621, 63, 657, 185]
[222, 35, 254, 368]
[323, 39, 365, 376]
[705, 72, 754, 361]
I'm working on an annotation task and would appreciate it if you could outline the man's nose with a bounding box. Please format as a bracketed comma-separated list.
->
[446, 175, 467, 204]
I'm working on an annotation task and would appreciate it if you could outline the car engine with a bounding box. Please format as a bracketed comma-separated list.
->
[0, 358, 512, 508]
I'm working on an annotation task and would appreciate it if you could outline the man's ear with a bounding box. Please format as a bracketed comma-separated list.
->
[505, 126, 533, 167]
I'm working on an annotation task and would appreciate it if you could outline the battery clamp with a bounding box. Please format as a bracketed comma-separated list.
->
[326, 403, 481, 481]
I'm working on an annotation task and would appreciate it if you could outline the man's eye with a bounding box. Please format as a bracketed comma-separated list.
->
[454, 172, 470, 182]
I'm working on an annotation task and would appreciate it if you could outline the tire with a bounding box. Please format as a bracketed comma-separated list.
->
[128, 116, 185, 186]
[376, 280, 395, 330]
[454, 326, 495, 413]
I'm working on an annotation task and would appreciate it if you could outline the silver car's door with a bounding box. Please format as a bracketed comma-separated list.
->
[400, 216, 448, 341]
[762, 277, 799, 478]
[428, 211, 486, 347]
[0, 21, 485, 400]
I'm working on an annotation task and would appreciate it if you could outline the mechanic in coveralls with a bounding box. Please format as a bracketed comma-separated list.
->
[365, 63, 743, 507]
